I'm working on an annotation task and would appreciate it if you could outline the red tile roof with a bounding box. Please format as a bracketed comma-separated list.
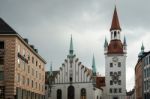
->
[107, 40, 123, 54]
[96, 77, 105, 89]
[110, 7, 121, 31]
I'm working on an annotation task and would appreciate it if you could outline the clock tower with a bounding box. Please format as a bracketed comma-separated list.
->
[104, 6, 127, 99]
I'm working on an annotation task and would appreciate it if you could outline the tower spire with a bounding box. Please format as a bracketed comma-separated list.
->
[92, 54, 96, 76]
[69, 35, 74, 55]
[110, 6, 121, 31]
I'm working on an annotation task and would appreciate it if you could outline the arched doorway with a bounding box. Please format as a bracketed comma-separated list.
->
[81, 88, 86, 99]
[68, 86, 75, 99]
[57, 89, 62, 99]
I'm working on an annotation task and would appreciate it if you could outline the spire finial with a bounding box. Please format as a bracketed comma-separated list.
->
[69, 35, 74, 55]
[49, 62, 53, 76]
[110, 5, 121, 31]
[92, 54, 96, 76]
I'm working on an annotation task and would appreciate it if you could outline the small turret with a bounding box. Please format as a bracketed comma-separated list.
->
[123, 36, 127, 53]
[138, 43, 145, 58]
[104, 37, 108, 54]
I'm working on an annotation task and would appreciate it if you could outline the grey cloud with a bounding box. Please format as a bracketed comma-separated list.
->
[0, 0, 149, 91]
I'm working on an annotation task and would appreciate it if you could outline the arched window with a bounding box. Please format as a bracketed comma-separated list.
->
[114, 31, 117, 38]
[68, 86, 75, 99]
[57, 89, 62, 99]
[81, 88, 86, 99]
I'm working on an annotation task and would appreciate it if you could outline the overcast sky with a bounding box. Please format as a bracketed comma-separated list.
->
[0, 0, 150, 91]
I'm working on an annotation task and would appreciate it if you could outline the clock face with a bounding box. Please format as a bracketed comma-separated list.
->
[112, 57, 118, 62]
[110, 72, 120, 84]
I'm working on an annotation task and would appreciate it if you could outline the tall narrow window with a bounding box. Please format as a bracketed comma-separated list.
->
[0, 71, 4, 80]
[57, 89, 62, 99]
[118, 62, 121, 67]
[0, 41, 4, 49]
[81, 88, 86, 99]
[110, 88, 112, 93]
[0, 58, 4, 65]
[110, 80, 113, 85]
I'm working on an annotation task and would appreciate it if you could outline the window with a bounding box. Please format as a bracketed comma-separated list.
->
[0, 71, 4, 80]
[110, 88, 112, 93]
[57, 89, 62, 99]
[27, 78, 29, 86]
[22, 76, 25, 85]
[36, 82, 37, 88]
[110, 63, 113, 67]
[0, 58, 4, 65]
[39, 73, 41, 80]
[118, 71, 121, 76]
[81, 88, 86, 99]
[39, 83, 40, 90]
[114, 88, 117, 93]
[17, 73, 20, 82]
[0, 86, 4, 98]
[32, 68, 34, 76]
[28, 65, 30, 73]
[110, 80, 113, 85]
[0, 41, 4, 49]
[32, 57, 34, 64]
[23, 49, 25, 56]
[17, 45, 20, 53]
[118, 80, 121, 85]
[114, 31, 117, 38]
[36, 61, 38, 66]
[32, 80, 34, 88]
[36, 71, 38, 78]
[118, 62, 121, 67]
[18, 59, 20, 67]
[110, 72, 113, 76]
[119, 88, 122, 93]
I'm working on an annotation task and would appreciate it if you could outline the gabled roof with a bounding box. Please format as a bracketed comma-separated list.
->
[0, 18, 17, 34]
[110, 7, 121, 31]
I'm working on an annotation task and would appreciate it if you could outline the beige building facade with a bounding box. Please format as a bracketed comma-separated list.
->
[0, 18, 46, 99]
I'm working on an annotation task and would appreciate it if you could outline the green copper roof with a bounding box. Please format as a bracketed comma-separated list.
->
[141, 42, 145, 51]
[69, 35, 74, 55]
[104, 37, 108, 47]
[123, 36, 127, 46]
[92, 54, 96, 76]
[49, 62, 53, 76]
[138, 43, 145, 58]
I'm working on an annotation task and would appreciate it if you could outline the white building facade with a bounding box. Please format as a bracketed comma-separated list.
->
[104, 7, 127, 99]
[50, 36, 103, 99]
